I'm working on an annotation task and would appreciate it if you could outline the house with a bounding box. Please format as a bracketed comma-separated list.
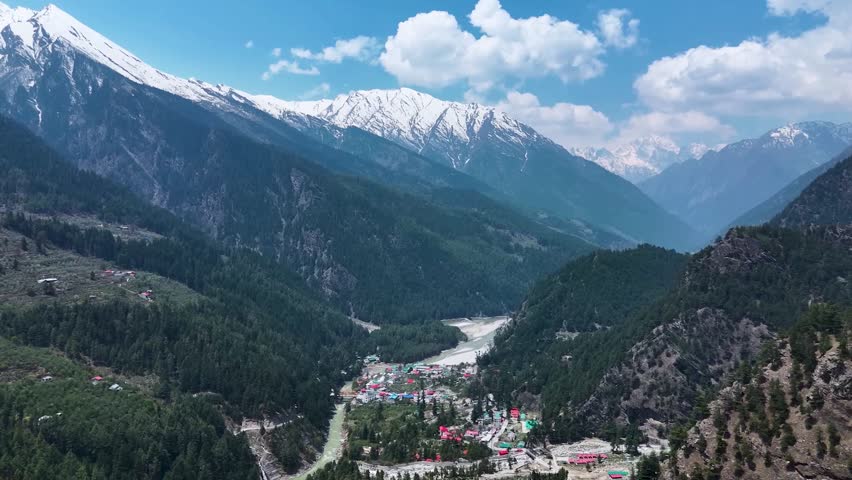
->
[109, 383, 123, 391]
[40, 375, 53, 382]
[37, 278, 58, 284]
[90, 376, 104, 382]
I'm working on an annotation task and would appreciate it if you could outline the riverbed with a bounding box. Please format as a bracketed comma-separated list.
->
[424, 316, 511, 365]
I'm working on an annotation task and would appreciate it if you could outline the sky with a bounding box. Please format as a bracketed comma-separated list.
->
[13, 0, 852, 149]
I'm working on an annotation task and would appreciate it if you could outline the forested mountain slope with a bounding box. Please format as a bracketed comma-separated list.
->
[0, 117, 383, 473]
[479, 246, 689, 414]
[0, 114, 593, 323]
[0, 338, 260, 480]
[485, 224, 852, 442]
[773, 152, 852, 229]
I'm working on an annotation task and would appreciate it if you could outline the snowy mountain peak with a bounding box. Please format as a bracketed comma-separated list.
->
[768, 124, 810, 146]
[762, 121, 852, 148]
[571, 136, 716, 183]
[0, 2, 255, 109]
[242, 87, 545, 169]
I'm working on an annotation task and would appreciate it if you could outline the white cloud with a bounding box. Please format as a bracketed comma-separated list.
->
[766, 0, 836, 15]
[291, 36, 379, 63]
[634, 0, 852, 115]
[614, 111, 735, 146]
[380, 0, 630, 89]
[261, 60, 320, 80]
[597, 9, 639, 49]
[300, 82, 331, 99]
[271, 47, 282, 57]
[495, 91, 613, 148]
[244, 40, 254, 49]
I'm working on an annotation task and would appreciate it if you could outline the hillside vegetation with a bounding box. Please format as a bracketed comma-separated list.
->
[0, 338, 260, 480]
[666, 305, 851, 480]
[483, 224, 852, 442]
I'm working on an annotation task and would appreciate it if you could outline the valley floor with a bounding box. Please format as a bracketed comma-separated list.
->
[285, 316, 664, 480]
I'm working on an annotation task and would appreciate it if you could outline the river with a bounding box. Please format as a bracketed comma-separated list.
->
[286, 315, 511, 479]
[290, 402, 348, 480]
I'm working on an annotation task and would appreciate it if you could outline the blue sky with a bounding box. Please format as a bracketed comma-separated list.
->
[15, 0, 852, 148]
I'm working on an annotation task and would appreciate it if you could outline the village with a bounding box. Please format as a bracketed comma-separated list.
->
[329, 342, 658, 480]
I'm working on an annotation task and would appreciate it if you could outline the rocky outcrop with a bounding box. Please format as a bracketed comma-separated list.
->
[579, 308, 772, 428]
[667, 340, 852, 480]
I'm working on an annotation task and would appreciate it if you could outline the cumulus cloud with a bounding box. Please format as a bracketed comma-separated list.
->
[634, 0, 852, 115]
[291, 36, 379, 63]
[261, 60, 320, 80]
[597, 9, 639, 48]
[244, 40, 254, 49]
[300, 82, 331, 99]
[495, 91, 614, 148]
[379, 0, 634, 89]
[271, 47, 282, 57]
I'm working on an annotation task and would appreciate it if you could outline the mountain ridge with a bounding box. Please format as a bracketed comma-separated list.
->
[249, 87, 701, 249]
[0, 2, 699, 250]
[640, 121, 852, 236]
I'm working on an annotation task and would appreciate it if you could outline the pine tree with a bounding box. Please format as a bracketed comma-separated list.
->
[827, 423, 840, 457]
[816, 427, 827, 459]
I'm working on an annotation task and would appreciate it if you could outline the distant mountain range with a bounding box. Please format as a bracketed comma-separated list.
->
[729, 145, 852, 230]
[0, 2, 698, 251]
[639, 121, 852, 236]
[570, 136, 724, 183]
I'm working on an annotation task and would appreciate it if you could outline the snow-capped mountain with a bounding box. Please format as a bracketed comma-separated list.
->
[249, 87, 546, 171]
[0, 2, 700, 250]
[640, 121, 852, 237]
[253, 88, 701, 247]
[569, 137, 723, 183]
